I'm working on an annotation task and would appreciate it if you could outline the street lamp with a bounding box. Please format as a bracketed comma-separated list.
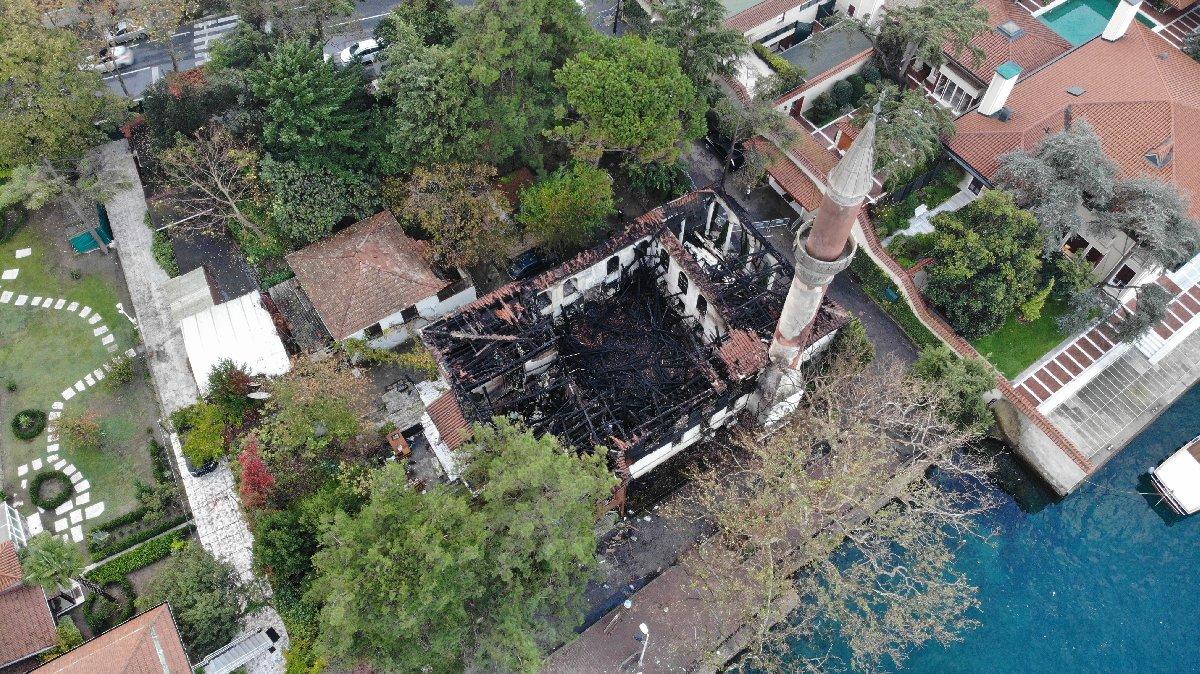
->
[637, 623, 650, 668]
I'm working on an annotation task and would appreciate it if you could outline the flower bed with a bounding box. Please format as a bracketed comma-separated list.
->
[29, 470, 74, 510]
[11, 409, 47, 440]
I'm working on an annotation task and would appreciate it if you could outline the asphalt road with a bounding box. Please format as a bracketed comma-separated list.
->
[102, 0, 619, 99]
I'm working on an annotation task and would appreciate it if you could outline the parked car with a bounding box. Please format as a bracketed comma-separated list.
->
[82, 45, 133, 73]
[507, 247, 558, 282]
[339, 39, 381, 64]
[105, 20, 146, 44]
[703, 109, 747, 170]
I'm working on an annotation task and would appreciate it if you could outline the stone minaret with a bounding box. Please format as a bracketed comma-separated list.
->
[758, 111, 878, 412]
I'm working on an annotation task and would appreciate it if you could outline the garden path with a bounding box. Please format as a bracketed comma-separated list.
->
[1, 247, 138, 544]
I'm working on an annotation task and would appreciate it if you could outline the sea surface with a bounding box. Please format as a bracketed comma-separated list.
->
[812, 384, 1200, 673]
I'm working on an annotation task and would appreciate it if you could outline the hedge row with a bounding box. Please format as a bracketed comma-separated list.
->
[29, 470, 74, 510]
[88, 512, 190, 561]
[86, 525, 193, 586]
[848, 254, 942, 349]
[83, 577, 135, 634]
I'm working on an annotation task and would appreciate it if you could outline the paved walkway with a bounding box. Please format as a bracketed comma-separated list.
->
[102, 140, 286, 672]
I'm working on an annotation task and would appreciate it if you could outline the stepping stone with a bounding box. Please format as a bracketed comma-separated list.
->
[15, 248, 31, 259]
[106, 344, 117, 353]
[52, 458, 66, 470]
[48, 411, 61, 421]
[101, 334, 115, 345]
[46, 433, 57, 443]
[63, 464, 76, 476]
[24, 516, 43, 536]
[67, 302, 78, 312]
[45, 454, 57, 464]
[1, 269, 17, 280]
[73, 381, 85, 392]
[69, 510, 82, 525]
[70, 525, 83, 543]
[75, 492, 90, 506]
[31, 296, 42, 305]
[77, 479, 89, 491]
[102, 363, 112, 372]
[40, 297, 54, 307]
[125, 348, 136, 358]
[54, 518, 68, 533]
[79, 306, 91, 318]
[84, 374, 95, 387]
[88, 314, 102, 325]
[69, 471, 83, 484]
[54, 500, 72, 515]
[17, 465, 28, 477]
[93, 325, 108, 336]
[93, 369, 105, 381]
[20, 479, 26, 490]
[83, 502, 104, 519]
[53, 298, 65, 309]
[0, 291, 10, 303]
[31, 458, 42, 470]
[15, 295, 27, 306]
[51, 402, 63, 410]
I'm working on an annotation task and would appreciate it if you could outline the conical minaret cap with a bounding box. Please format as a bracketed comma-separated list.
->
[826, 107, 878, 205]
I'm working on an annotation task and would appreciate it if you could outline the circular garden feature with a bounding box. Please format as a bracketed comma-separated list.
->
[29, 470, 74, 510]
[11, 409, 47, 440]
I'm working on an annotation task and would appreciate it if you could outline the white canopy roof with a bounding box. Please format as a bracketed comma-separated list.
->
[180, 292, 291, 393]
[1153, 441, 1200, 515]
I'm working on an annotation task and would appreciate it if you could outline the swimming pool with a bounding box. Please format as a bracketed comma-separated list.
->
[1039, 0, 1156, 47]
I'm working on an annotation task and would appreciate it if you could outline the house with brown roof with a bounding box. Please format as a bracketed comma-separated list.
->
[285, 210, 476, 348]
[30, 604, 190, 674]
[946, 13, 1200, 293]
[0, 541, 58, 671]
[909, 0, 1072, 114]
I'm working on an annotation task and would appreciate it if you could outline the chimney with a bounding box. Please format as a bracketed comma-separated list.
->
[978, 61, 1022, 117]
[1103, 0, 1142, 41]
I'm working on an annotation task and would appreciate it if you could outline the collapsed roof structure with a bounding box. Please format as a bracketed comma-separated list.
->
[422, 189, 850, 505]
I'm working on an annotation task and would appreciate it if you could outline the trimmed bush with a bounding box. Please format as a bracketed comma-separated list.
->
[83, 579, 135, 634]
[181, 403, 228, 468]
[88, 512, 189, 560]
[29, 470, 74, 510]
[87, 526, 193, 585]
[12, 409, 47, 440]
[831, 79, 854, 108]
[152, 230, 180, 277]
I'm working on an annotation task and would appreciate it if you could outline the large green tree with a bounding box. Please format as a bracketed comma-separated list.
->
[923, 190, 1045, 338]
[397, 163, 515, 267]
[0, 0, 125, 169]
[20, 533, 85, 595]
[872, 85, 955, 183]
[553, 34, 706, 165]
[136, 543, 246, 659]
[910, 345, 996, 432]
[250, 41, 378, 171]
[650, 0, 748, 89]
[517, 163, 615, 254]
[872, 0, 989, 84]
[375, 0, 457, 46]
[259, 157, 378, 245]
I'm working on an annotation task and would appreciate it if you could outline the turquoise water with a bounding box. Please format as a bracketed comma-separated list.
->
[870, 384, 1200, 673]
[1039, 0, 1155, 47]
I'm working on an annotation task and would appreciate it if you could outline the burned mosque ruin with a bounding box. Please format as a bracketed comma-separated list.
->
[420, 114, 878, 506]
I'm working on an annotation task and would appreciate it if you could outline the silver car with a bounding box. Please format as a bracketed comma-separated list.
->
[83, 45, 134, 73]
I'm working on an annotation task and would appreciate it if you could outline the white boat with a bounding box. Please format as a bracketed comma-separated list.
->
[1150, 435, 1200, 515]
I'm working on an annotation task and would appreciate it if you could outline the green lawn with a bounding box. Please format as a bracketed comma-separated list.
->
[0, 225, 154, 535]
[970, 298, 1069, 379]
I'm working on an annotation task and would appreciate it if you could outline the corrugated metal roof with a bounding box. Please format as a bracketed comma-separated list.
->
[179, 292, 291, 393]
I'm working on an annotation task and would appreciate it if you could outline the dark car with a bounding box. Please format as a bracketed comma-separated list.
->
[507, 247, 558, 282]
[703, 109, 747, 170]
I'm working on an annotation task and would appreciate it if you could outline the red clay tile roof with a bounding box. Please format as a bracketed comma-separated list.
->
[944, 0, 1072, 85]
[949, 22, 1200, 219]
[0, 583, 56, 668]
[726, 0, 808, 32]
[428, 391, 470, 450]
[0, 541, 22, 594]
[286, 211, 451, 340]
[747, 137, 825, 211]
[31, 603, 190, 674]
[1164, 0, 1196, 10]
[718, 329, 769, 379]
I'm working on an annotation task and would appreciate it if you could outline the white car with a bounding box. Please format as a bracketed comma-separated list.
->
[338, 39, 381, 65]
[83, 45, 134, 73]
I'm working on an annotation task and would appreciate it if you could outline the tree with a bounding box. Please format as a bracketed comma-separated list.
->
[206, 359, 257, 423]
[259, 157, 378, 246]
[1115, 283, 1174, 342]
[129, 0, 190, 71]
[871, 85, 955, 182]
[237, 437, 276, 509]
[1060, 282, 1177, 343]
[0, 0, 125, 169]
[829, 317, 874, 366]
[710, 90, 800, 186]
[910, 345, 996, 432]
[1094, 177, 1200, 286]
[996, 120, 1118, 249]
[553, 34, 706, 165]
[872, 0, 989, 85]
[398, 163, 516, 268]
[1, 156, 129, 252]
[649, 0, 747, 89]
[454, 0, 590, 165]
[136, 543, 247, 659]
[923, 190, 1046, 337]
[208, 23, 276, 70]
[159, 124, 265, 238]
[20, 533, 85, 596]
[1186, 32, 1200, 62]
[517, 163, 615, 254]
[1019, 278, 1055, 322]
[375, 0, 457, 46]
[180, 402, 228, 467]
[258, 357, 374, 460]
[457, 419, 617, 671]
[41, 617, 84, 663]
[678, 356, 996, 673]
[376, 26, 485, 173]
[250, 41, 378, 171]
[831, 79, 854, 108]
[309, 464, 487, 673]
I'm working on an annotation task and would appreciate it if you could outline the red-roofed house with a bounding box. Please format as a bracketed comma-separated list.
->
[0, 542, 58, 670]
[30, 604, 190, 674]
[285, 211, 476, 347]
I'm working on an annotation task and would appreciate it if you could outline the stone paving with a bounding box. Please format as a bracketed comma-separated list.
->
[103, 139, 287, 671]
[0, 247, 139, 543]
